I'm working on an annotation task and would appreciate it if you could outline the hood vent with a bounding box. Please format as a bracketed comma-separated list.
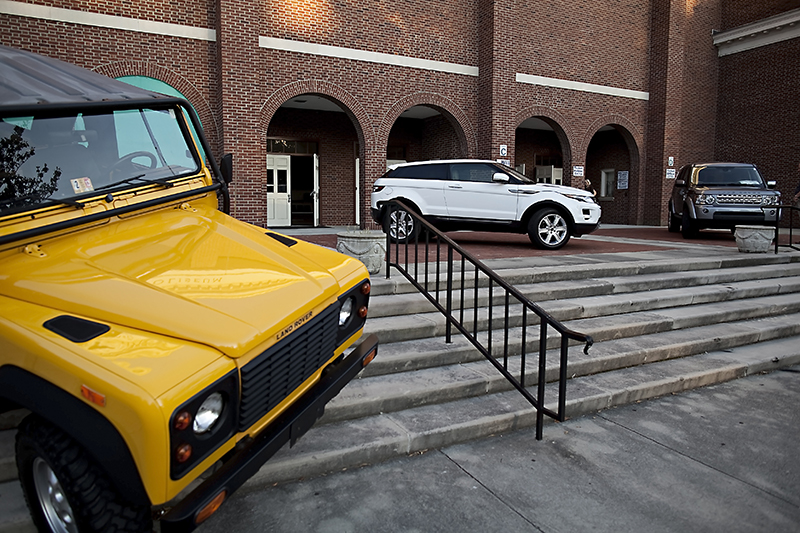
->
[43, 316, 110, 343]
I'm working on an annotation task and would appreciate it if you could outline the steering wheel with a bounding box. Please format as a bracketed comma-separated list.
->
[109, 151, 158, 175]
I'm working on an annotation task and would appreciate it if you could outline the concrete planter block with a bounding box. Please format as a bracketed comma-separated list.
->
[734, 225, 774, 253]
[336, 230, 386, 274]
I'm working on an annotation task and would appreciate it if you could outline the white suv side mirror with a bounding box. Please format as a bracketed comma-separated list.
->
[492, 172, 510, 183]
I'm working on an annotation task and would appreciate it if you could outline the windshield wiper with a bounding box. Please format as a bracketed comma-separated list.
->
[94, 174, 174, 192]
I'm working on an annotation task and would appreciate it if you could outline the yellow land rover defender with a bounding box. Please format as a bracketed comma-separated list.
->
[0, 45, 378, 532]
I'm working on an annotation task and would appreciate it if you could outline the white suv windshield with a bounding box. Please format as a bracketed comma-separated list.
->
[0, 107, 200, 214]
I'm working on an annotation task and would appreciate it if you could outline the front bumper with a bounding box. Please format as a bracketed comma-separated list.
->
[160, 334, 379, 533]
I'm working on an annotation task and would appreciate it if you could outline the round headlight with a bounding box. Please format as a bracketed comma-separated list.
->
[339, 297, 354, 327]
[193, 392, 224, 434]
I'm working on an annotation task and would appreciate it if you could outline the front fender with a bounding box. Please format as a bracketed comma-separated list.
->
[0, 365, 149, 505]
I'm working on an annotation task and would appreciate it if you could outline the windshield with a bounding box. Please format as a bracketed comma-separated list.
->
[694, 165, 765, 188]
[0, 106, 200, 214]
[496, 162, 535, 183]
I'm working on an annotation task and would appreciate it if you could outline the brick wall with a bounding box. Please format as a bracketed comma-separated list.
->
[3, 0, 797, 230]
[715, 38, 800, 205]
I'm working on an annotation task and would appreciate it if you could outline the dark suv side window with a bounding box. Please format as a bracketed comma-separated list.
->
[449, 163, 497, 183]
[391, 164, 448, 180]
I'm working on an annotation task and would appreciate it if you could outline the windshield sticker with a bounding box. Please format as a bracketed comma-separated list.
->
[71, 177, 94, 194]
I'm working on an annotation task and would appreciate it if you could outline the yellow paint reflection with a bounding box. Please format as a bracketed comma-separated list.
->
[85, 331, 183, 376]
[148, 268, 302, 299]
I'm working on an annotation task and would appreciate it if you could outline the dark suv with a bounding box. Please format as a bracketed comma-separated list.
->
[668, 162, 781, 238]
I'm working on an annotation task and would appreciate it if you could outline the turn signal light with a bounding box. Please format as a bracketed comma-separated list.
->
[362, 347, 377, 368]
[176, 443, 192, 463]
[358, 306, 368, 318]
[195, 491, 227, 525]
[174, 411, 192, 431]
[360, 281, 371, 295]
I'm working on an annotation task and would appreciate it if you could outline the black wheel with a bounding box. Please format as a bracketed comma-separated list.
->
[16, 415, 152, 533]
[383, 206, 421, 243]
[668, 203, 681, 233]
[681, 209, 698, 239]
[527, 207, 571, 249]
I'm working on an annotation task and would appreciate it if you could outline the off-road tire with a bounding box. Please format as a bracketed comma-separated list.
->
[667, 204, 681, 233]
[681, 209, 698, 239]
[528, 207, 571, 250]
[383, 205, 421, 244]
[16, 415, 152, 533]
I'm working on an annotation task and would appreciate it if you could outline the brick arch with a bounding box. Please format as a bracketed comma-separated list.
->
[378, 93, 477, 157]
[514, 106, 576, 167]
[581, 115, 645, 224]
[578, 115, 642, 162]
[260, 80, 371, 156]
[92, 61, 220, 155]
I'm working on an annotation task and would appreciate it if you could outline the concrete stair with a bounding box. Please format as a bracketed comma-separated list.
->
[2, 249, 800, 528]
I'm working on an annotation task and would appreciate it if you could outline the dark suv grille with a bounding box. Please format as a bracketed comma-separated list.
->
[715, 194, 762, 205]
[238, 303, 338, 431]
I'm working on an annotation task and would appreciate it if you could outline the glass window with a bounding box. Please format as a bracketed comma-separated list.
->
[1, 106, 200, 214]
[116, 76, 206, 161]
[391, 164, 447, 180]
[449, 163, 496, 183]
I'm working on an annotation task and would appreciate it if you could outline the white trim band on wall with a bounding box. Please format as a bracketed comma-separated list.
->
[516, 73, 650, 101]
[259, 37, 480, 77]
[0, 0, 216, 41]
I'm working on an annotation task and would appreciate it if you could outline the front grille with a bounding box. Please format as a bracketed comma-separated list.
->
[238, 303, 338, 431]
[715, 194, 762, 205]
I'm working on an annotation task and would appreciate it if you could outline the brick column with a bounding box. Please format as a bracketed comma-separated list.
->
[644, 0, 720, 225]
[477, 0, 516, 162]
[216, 0, 265, 225]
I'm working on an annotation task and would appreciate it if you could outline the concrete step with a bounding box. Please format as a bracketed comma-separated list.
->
[365, 278, 800, 344]
[370, 252, 798, 297]
[368, 263, 800, 318]
[245, 335, 800, 487]
[323, 312, 800, 424]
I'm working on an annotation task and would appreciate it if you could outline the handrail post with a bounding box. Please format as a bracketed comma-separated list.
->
[446, 247, 453, 343]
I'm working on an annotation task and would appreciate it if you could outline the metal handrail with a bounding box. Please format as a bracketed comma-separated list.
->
[774, 204, 800, 253]
[383, 200, 593, 440]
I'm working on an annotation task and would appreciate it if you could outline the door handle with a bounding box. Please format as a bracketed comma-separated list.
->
[448, 185, 463, 189]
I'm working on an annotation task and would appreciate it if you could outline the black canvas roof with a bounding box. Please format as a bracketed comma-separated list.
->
[0, 45, 174, 111]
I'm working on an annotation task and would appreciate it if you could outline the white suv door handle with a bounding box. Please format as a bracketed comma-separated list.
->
[448, 185, 463, 189]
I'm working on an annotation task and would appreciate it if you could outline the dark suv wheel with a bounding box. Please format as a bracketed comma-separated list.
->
[681, 209, 698, 239]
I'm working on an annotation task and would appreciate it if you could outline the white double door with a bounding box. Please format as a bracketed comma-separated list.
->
[267, 154, 320, 227]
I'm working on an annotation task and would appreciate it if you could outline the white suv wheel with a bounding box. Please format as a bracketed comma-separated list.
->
[528, 208, 570, 250]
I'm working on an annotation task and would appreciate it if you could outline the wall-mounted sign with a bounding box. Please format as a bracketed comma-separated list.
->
[496, 159, 511, 167]
[668, 156, 674, 166]
[573, 165, 584, 177]
[617, 171, 629, 190]
[499, 145, 508, 157]
[666, 168, 676, 180]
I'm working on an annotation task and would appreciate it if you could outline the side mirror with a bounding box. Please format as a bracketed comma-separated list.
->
[220, 153, 233, 184]
[767, 180, 777, 189]
[492, 172, 510, 183]
[675, 179, 685, 187]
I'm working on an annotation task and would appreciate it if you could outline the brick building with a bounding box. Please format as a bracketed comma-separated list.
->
[2, 0, 798, 228]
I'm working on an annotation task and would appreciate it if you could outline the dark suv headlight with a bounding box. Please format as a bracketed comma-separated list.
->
[337, 280, 371, 345]
[169, 371, 239, 479]
[696, 194, 716, 205]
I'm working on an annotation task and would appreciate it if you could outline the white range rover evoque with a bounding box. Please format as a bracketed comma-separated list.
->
[370, 159, 602, 250]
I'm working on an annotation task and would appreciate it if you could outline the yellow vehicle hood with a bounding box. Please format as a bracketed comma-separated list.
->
[0, 205, 349, 358]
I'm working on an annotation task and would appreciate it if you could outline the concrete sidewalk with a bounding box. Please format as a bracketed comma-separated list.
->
[198, 366, 800, 533]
